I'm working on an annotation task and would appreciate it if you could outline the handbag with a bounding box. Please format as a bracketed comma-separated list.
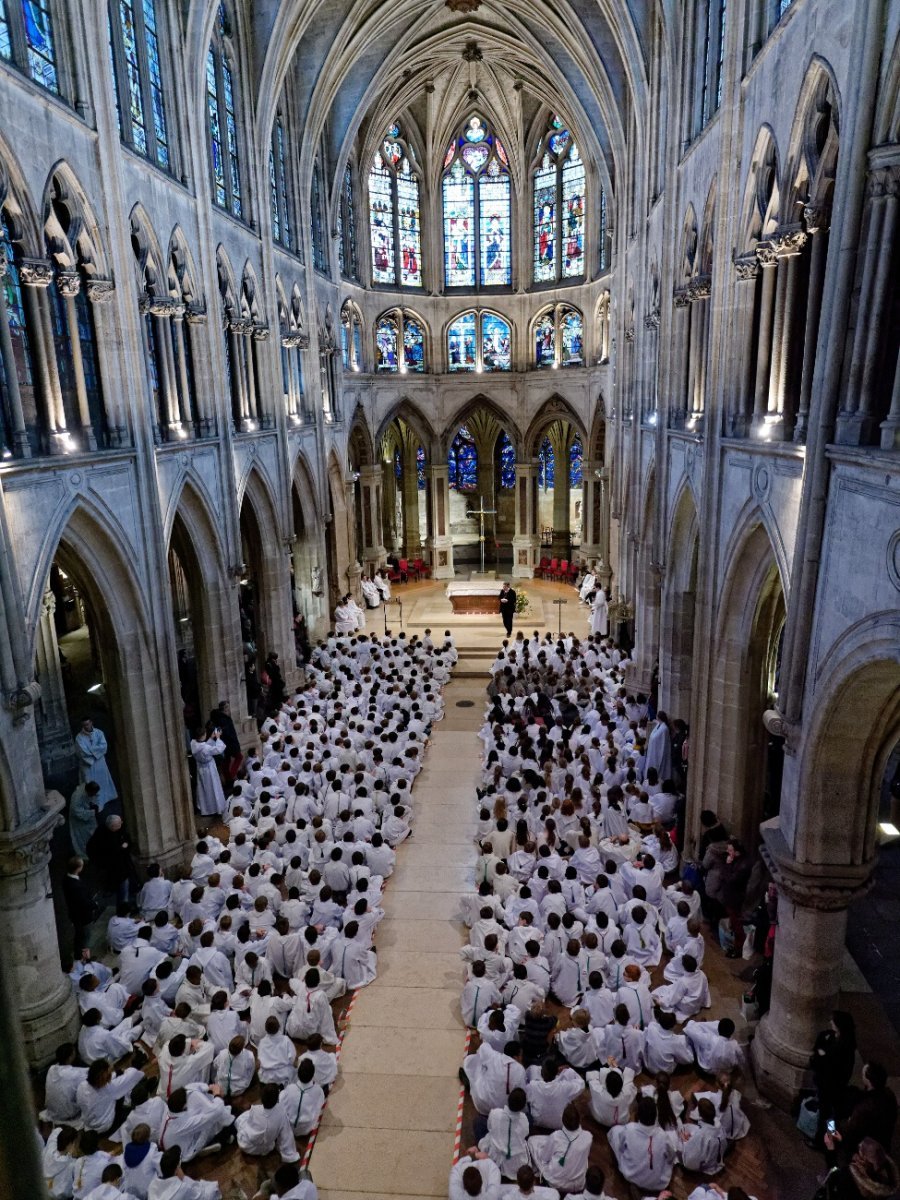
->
[718, 918, 734, 952]
[796, 1095, 819, 1139]
[740, 991, 759, 1023]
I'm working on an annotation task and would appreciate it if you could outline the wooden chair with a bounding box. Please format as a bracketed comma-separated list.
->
[535, 556, 551, 579]
[546, 557, 559, 581]
[412, 557, 431, 579]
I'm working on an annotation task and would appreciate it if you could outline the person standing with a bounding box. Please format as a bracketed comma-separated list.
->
[86, 815, 138, 905]
[209, 701, 242, 782]
[190, 726, 226, 818]
[62, 856, 97, 955]
[70, 780, 103, 858]
[264, 652, 285, 710]
[76, 719, 118, 808]
[499, 582, 516, 638]
[645, 711, 673, 781]
[589, 588, 608, 637]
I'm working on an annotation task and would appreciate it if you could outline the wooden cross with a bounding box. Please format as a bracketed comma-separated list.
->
[465, 494, 497, 576]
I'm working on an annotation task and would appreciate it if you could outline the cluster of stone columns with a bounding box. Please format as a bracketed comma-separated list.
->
[139, 294, 211, 440]
[224, 311, 272, 433]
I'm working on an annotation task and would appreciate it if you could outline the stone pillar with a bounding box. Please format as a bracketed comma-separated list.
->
[794, 207, 831, 444]
[427, 464, 454, 579]
[751, 820, 872, 1104]
[400, 447, 422, 560]
[550, 432, 572, 562]
[57, 271, 97, 450]
[596, 468, 612, 590]
[149, 301, 182, 438]
[85, 278, 124, 446]
[768, 230, 807, 438]
[171, 308, 193, 430]
[731, 255, 760, 437]
[0, 795, 79, 1065]
[751, 246, 778, 434]
[20, 260, 67, 453]
[227, 320, 249, 430]
[880, 345, 900, 450]
[34, 589, 77, 776]
[360, 464, 387, 573]
[671, 292, 690, 426]
[688, 279, 711, 423]
[251, 325, 271, 428]
[0, 257, 30, 456]
[512, 461, 539, 579]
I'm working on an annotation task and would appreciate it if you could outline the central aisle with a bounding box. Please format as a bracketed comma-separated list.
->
[311, 676, 485, 1200]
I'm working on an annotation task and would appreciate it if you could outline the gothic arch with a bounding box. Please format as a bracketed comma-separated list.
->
[129, 203, 166, 292]
[739, 127, 780, 251]
[347, 407, 375, 467]
[524, 397, 588, 458]
[783, 59, 841, 219]
[291, 449, 320, 529]
[442, 395, 523, 456]
[164, 473, 226, 574]
[166, 226, 201, 302]
[0, 129, 42, 253]
[703, 519, 787, 846]
[875, 26, 900, 143]
[42, 163, 109, 276]
[375, 398, 436, 454]
[679, 204, 698, 283]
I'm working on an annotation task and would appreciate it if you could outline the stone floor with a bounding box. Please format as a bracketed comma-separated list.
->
[37, 576, 900, 1198]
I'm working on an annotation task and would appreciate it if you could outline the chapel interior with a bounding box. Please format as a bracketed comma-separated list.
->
[0, 0, 899, 1197]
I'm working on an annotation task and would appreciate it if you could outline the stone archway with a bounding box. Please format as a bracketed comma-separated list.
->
[658, 483, 699, 723]
[290, 452, 327, 641]
[525, 400, 589, 566]
[238, 467, 292, 703]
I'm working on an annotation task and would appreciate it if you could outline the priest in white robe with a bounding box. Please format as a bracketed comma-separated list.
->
[76, 719, 118, 808]
[235, 1083, 299, 1161]
[361, 577, 381, 609]
[589, 589, 609, 637]
[645, 713, 673, 782]
[190, 730, 226, 817]
[334, 598, 356, 635]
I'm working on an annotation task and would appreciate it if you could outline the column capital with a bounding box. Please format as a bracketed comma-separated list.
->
[251, 323, 271, 342]
[672, 288, 690, 308]
[18, 259, 54, 288]
[754, 240, 780, 268]
[802, 204, 831, 235]
[770, 225, 808, 258]
[41, 587, 57, 617]
[360, 463, 383, 484]
[85, 277, 115, 304]
[228, 317, 254, 335]
[759, 818, 873, 912]
[733, 252, 759, 281]
[687, 274, 712, 301]
[56, 270, 81, 298]
[868, 163, 900, 199]
[184, 301, 207, 325]
[0, 793, 64, 880]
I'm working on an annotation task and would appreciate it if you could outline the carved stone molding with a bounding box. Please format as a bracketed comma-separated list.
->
[462, 39, 483, 62]
[868, 164, 900, 199]
[759, 819, 873, 912]
[755, 240, 779, 268]
[184, 302, 207, 325]
[771, 227, 808, 258]
[446, 0, 482, 10]
[673, 288, 689, 308]
[55, 270, 81, 298]
[802, 204, 831, 235]
[85, 278, 115, 304]
[733, 253, 759, 281]
[644, 308, 660, 330]
[251, 324, 270, 342]
[623, 325, 635, 343]
[762, 706, 799, 753]
[228, 317, 254, 335]
[41, 588, 56, 618]
[19, 259, 54, 288]
[687, 276, 712, 301]
[0, 793, 64, 878]
[282, 334, 303, 349]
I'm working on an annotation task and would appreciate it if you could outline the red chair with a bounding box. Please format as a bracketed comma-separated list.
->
[535, 556, 550, 579]
[398, 558, 410, 583]
[412, 557, 431, 579]
[387, 562, 403, 584]
[566, 561, 579, 583]
[546, 557, 559, 581]
[557, 559, 569, 583]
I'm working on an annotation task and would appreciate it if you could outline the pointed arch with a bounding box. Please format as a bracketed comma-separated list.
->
[0, 130, 42, 254]
[525, 396, 588, 457]
[291, 449, 320, 530]
[679, 203, 699, 283]
[442, 394, 522, 457]
[167, 226, 200, 303]
[697, 177, 717, 276]
[129, 203, 166, 293]
[782, 57, 841, 221]
[163, 472, 226, 575]
[42, 163, 109, 277]
[237, 460, 280, 531]
[347, 406, 375, 467]
[739, 127, 780, 252]
[375, 398, 435, 452]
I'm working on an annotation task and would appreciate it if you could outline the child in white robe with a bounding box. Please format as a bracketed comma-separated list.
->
[77, 1061, 145, 1133]
[329, 923, 377, 988]
[651, 955, 711, 1022]
[73, 1130, 115, 1199]
[526, 1105, 593, 1193]
[235, 1083, 299, 1161]
[257, 1016, 298, 1086]
[642, 1010, 694, 1074]
[564, 1164, 614, 1200]
[586, 1065, 636, 1127]
[285, 971, 338, 1042]
[607, 1096, 678, 1192]
[462, 962, 502, 1028]
[524, 1061, 584, 1131]
[157, 1035, 215, 1098]
[279, 1060, 326, 1136]
[147, 1146, 221, 1199]
[462, 1040, 526, 1116]
[498, 1164, 560, 1199]
[555, 1009, 600, 1070]
[157, 1084, 233, 1162]
[449, 1153, 502, 1200]
[42, 1043, 88, 1124]
[43, 1125, 79, 1198]
[117, 1124, 163, 1200]
[81, 1163, 125, 1200]
[213, 1036, 256, 1101]
[685, 1018, 746, 1074]
[679, 1098, 727, 1175]
[78, 1009, 144, 1064]
[298, 1035, 338, 1089]
[479, 1089, 530, 1179]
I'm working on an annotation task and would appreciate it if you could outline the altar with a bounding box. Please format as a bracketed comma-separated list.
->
[446, 579, 502, 614]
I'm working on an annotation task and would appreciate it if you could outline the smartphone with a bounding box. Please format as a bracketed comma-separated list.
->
[826, 1119, 836, 1134]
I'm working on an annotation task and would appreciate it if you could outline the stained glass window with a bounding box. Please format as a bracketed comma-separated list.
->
[403, 317, 425, 372]
[311, 161, 326, 272]
[532, 118, 585, 284]
[0, 3, 10, 61]
[535, 312, 556, 367]
[375, 316, 399, 372]
[394, 447, 402, 478]
[206, 5, 243, 218]
[449, 425, 477, 491]
[339, 164, 358, 280]
[447, 311, 477, 372]
[482, 312, 511, 372]
[416, 445, 426, 490]
[569, 436, 583, 487]
[368, 123, 422, 289]
[340, 319, 350, 370]
[270, 116, 291, 248]
[561, 308, 584, 366]
[499, 431, 516, 489]
[599, 186, 609, 272]
[24, 0, 57, 92]
[0, 209, 37, 453]
[538, 436, 555, 490]
[443, 116, 511, 288]
[352, 319, 362, 370]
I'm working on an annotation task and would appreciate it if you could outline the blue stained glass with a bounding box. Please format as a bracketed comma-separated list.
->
[352, 319, 362, 367]
[599, 187, 609, 271]
[538, 436, 555, 490]
[533, 153, 556, 284]
[120, 1, 147, 154]
[311, 164, 325, 272]
[569, 436, 583, 488]
[447, 311, 476, 372]
[206, 50, 225, 207]
[1, 211, 33, 384]
[479, 174, 511, 286]
[535, 312, 555, 367]
[561, 308, 583, 366]
[562, 144, 585, 278]
[549, 130, 570, 156]
[397, 160, 422, 287]
[269, 148, 280, 243]
[416, 445, 426, 490]
[394, 448, 402, 479]
[276, 119, 291, 247]
[24, 0, 58, 93]
[143, 0, 169, 167]
[499, 431, 516, 489]
[403, 318, 425, 372]
[1, 1, 12, 60]
[369, 154, 394, 284]
[375, 317, 399, 372]
[223, 58, 242, 217]
[345, 165, 357, 278]
[443, 162, 475, 288]
[482, 312, 511, 371]
[340, 319, 349, 369]
[449, 428, 477, 491]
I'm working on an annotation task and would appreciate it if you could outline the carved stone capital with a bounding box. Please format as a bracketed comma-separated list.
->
[0, 254, 7, 280]
[771, 226, 808, 258]
[5, 679, 39, 724]
[802, 204, 831, 235]
[755, 240, 779, 268]
[251, 323, 270, 342]
[56, 270, 81, 298]
[85, 277, 115, 304]
[228, 317, 254, 335]
[623, 325, 635, 343]
[41, 588, 57, 618]
[762, 707, 799, 754]
[19, 259, 54, 288]
[868, 164, 900, 199]
[687, 275, 712, 301]
[644, 308, 660, 330]
[673, 288, 690, 309]
[282, 334, 302, 349]
[759, 819, 874, 912]
[184, 302, 207, 325]
[0, 793, 65, 878]
[733, 253, 759, 281]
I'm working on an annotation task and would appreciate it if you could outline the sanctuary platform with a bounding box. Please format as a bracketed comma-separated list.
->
[446, 577, 503, 614]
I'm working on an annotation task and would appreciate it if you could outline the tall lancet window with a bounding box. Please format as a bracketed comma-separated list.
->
[368, 122, 422, 288]
[108, 0, 171, 170]
[442, 115, 511, 289]
[532, 116, 585, 285]
[206, 2, 243, 219]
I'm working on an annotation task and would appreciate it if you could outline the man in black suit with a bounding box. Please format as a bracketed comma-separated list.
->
[210, 700, 242, 781]
[499, 581, 516, 637]
[61, 856, 96, 956]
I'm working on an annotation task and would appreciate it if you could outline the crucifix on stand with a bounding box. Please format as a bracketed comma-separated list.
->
[465, 494, 497, 576]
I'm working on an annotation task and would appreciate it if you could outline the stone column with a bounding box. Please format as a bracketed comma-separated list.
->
[0, 256, 31, 456]
[671, 292, 690, 426]
[243, 330, 259, 425]
[731, 254, 760, 437]
[227, 319, 249, 430]
[427, 464, 454, 579]
[751, 245, 778, 435]
[251, 325, 271, 428]
[20, 259, 67, 453]
[149, 300, 182, 438]
[794, 207, 830, 444]
[688, 278, 711, 424]
[512, 461, 539, 579]
[34, 589, 77, 776]
[0, 795, 80, 1065]
[360, 464, 387, 572]
[751, 821, 872, 1104]
[596, 468, 612, 590]
[171, 307, 193, 430]
[767, 229, 807, 438]
[57, 271, 97, 449]
[550, 432, 572, 562]
[382, 457, 399, 552]
[400, 446, 422, 560]
[85, 278, 124, 446]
